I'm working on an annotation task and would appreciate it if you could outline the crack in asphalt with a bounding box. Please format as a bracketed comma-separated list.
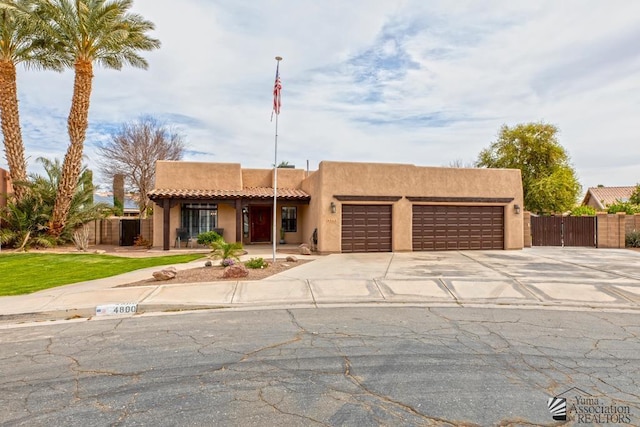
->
[341, 355, 470, 426]
[2, 307, 639, 425]
[257, 387, 329, 426]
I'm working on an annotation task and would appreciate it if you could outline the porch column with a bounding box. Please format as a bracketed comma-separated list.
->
[235, 199, 242, 243]
[163, 198, 171, 250]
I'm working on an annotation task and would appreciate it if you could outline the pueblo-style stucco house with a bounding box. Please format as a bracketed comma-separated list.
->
[149, 161, 524, 253]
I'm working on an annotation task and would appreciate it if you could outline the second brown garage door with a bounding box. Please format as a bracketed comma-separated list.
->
[413, 205, 504, 251]
[342, 205, 392, 253]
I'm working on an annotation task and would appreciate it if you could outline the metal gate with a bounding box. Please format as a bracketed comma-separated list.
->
[120, 219, 141, 246]
[531, 216, 596, 247]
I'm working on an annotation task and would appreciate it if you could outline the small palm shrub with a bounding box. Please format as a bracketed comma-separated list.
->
[197, 231, 222, 245]
[208, 238, 244, 264]
[626, 230, 640, 248]
[245, 257, 268, 269]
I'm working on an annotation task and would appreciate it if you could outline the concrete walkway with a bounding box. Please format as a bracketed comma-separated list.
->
[1, 247, 640, 323]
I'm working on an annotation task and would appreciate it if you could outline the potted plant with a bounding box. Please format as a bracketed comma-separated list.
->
[279, 228, 286, 244]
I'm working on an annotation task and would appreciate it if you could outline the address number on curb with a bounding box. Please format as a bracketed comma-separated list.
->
[96, 303, 138, 316]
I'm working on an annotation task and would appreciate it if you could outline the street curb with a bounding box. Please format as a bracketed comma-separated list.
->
[2, 300, 639, 327]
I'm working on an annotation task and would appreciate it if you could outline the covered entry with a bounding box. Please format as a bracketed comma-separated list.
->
[412, 205, 504, 251]
[341, 204, 392, 253]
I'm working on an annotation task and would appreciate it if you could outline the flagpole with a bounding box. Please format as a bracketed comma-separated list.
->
[272, 56, 282, 264]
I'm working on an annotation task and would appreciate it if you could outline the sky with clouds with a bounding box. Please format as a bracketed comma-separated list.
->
[5, 0, 640, 193]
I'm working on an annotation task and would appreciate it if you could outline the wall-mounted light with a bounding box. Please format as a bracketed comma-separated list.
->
[330, 201, 336, 214]
[514, 204, 521, 214]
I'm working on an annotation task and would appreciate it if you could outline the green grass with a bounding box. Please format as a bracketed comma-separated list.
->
[0, 253, 204, 296]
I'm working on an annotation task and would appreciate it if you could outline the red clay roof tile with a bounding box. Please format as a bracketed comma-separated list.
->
[148, 187, 310, 200]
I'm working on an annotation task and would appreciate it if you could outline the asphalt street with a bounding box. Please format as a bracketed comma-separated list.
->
[1, 306, 638, 426]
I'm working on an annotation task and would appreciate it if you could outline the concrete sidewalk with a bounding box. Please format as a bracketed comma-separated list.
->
[1, 247, 640, 323]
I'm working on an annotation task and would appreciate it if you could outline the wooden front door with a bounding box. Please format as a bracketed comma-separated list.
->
[250, 206, 272, 242]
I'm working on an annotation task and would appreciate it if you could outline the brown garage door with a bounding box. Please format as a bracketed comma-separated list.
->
[412, 205, 504, 251]
[342, 205, 392, 253]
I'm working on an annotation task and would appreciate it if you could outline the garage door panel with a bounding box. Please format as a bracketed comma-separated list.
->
[413, 205, 504, 251]
[342, 205, 392, 253]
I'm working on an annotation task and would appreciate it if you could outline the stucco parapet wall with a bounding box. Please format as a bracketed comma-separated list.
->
[148, 187, 310, 200]
[242, 167, 307, 189]
[154, 161, 243, 190]
[317, 161, 522, 198]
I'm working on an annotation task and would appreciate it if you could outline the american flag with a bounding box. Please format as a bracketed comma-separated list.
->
[272, 62, 282, 116]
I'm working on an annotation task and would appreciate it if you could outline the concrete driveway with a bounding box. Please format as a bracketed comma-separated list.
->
[255, 247, 640, 309]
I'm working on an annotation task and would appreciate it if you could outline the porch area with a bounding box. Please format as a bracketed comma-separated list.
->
[148, 188, 311, 251]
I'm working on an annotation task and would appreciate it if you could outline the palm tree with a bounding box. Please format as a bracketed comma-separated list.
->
[33, 0, 160, 237]
[0, 157, 107, 250]
[0, 0, 63, 202]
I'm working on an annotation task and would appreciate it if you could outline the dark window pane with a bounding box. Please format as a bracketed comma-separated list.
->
[281, 206, 297, 232]
[181, 203, 218, 237]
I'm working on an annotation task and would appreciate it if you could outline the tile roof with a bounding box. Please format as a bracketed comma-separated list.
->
[582, 186, 636, 209]
[148, 187, 310, 200]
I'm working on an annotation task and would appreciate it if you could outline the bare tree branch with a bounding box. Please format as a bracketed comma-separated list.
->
[97, 116, 186, 217]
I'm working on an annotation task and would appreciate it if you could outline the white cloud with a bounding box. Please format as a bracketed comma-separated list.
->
[2, 0, 639, 191]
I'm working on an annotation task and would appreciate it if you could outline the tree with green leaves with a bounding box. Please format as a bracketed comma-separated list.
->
[476, 122, 581, 214]
[0, 0, 63, 202]
[0, 157, 107, 250]
[630, 184, 640, 205]
[11, 0, 161, 236]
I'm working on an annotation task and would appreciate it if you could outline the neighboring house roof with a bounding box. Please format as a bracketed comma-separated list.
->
[581, 186, 636, 210]
[148, 187, 310, 200]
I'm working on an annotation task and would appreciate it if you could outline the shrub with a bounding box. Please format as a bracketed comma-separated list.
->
[197, 231, 222, 245]
[626, 230, 640, 248]
[208, 238, 244, 262]
[221, 258, 235, 267]
[133, 235, 152, 248]
[569, 206, 595, 216]
[245, 257, 268, 269]
[72, 226, 90, 251]
[607, 201, 640, 214]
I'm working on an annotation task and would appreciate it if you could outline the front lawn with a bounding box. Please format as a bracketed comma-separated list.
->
[0, 253, 204, 296]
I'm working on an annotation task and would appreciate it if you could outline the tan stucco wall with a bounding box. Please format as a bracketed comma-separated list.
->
[0, 167, 11, 209]
[300, 170, 321, 248]
[214, 203, 235, 242]
[241, 168, 307, 189]
[584, 197, 605, 211]
[309, 161, 524, 253]
[155, 161, 242, 190]
[275, 168, 307, 189]
[152, 203, 182, 247]
[242, 169, 272, 188]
